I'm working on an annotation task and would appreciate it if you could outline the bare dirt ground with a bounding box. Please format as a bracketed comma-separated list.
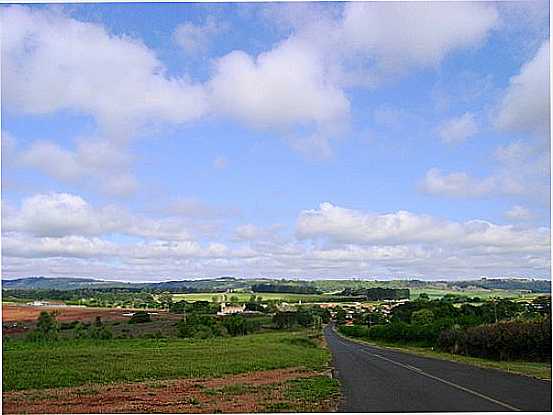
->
[2, 304, 180, 323]
[3, 368, 336, 414]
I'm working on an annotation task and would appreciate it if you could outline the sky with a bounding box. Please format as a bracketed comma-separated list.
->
[1, 1, 551, 282]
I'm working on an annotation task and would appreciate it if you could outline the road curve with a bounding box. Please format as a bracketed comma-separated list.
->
[324, 325, 551, 412]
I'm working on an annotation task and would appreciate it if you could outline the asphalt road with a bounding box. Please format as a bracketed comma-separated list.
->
[325, 326, 552, 412]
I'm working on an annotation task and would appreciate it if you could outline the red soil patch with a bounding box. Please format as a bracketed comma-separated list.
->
[2, 368, 331, 414]
[2, 304, 181, 324]
[2, 304, 136, 323]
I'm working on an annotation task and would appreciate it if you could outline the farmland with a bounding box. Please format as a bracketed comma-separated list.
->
[3, 330, 337, 413]
[172, 292, 330, 303]
[3, 331, 330, 391]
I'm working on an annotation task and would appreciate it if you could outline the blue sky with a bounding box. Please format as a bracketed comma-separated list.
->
[1, 1, 550, 281]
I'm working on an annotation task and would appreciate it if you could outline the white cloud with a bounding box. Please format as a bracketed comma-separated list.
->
[421, 137, 550, 203]
[419, 168, 496, 198]
[3, 201, 548, 280]
[494, 40, 550, 137]
[1, 6, 208, 138]
[19, 141, 85, 183]
[207, 2, 498, 156]
[2, 192, 193, 241]
[340, 2, 499, 78]
[438, 113, 478, 144]
[208, 41, 350, 130]
[174, 16, 226, 56]
[296, 202, 549, 253]
[1, 4, 501, 163]
[17, 138, 136, 197]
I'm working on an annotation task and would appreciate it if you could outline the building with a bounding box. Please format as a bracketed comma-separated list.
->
[217, 302, 245, 316]
[27, 300, 49, 307]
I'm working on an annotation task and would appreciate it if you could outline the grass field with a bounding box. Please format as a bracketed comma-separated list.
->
[336, 331, 551, 380]
[172, 292, 329, 303]
[3, 330, 331, 391]
[409, 288, 541, 300]
[173, 289, 536, 304]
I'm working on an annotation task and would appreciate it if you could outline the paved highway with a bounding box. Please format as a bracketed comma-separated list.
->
[325, 325, 551, 412]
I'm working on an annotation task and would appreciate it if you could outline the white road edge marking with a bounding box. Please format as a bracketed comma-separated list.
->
[331, 330, 521, 412]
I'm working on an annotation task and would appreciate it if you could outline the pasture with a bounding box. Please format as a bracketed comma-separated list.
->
[172, 292, 329, 303]
[409, 288, 541, 300]
[3, 330, 330, 391]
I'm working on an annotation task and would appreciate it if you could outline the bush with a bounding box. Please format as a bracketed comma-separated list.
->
[437, 318, 551, 361]
[128, 311, 151, 324]
[338, 325, 368, 338]
[177, 314, 222, 338]
[27, 311, 58, 342]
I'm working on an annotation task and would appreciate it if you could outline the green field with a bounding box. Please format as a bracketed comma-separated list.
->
[3, 330, 330, 391]
[173, 288, 537, 304]
[172, 292, 329, 303]
[409, 288, 542, 300]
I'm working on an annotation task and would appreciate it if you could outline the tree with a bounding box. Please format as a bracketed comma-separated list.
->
[222, 315, 249, 336]
[158, 292, 173, 309]
[411, 309, 434, 325]
[335, 308, 347, 325]
[29, 311, 59, 341]
[417, 293, 430, 301]
[129, 311, 151, 324]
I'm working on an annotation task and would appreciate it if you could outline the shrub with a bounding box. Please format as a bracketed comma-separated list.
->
[437, 317, 551, 361]
[128, 311, 151, 324]
[27, 311, 58, 342]
[338, 325, 368, 338]
[177, 314, 222, 338]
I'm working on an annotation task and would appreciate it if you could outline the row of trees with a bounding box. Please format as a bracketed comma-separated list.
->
[437, 318, 551, 361]
[338, 296, 552, 361]
[340, 287, 410, 301]
[251, 284, 321, 294]
[27, 312, 114, 341]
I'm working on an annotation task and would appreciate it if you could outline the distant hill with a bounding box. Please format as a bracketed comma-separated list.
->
[1, 277, 131, 290]
[1, 276, 286, 292]
[2, 276, 550, 293]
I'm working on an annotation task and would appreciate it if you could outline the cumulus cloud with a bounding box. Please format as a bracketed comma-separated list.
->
[340, 2, 499, 78]
[208, 41, 350, 130]
[494, 40, 550, 137]
[1, 3, 501, 162]
[2, 192, 193, 241]
[1, 6, 209, 194]
[437, 113, 478, 144]
[3, 200, 549, 280]
[207, 1, 498, 156]
[296, 203, 549, 253]
[1, 6, 208, 137]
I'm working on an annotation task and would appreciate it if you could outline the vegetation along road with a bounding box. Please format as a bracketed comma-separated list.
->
[325, 325, 551, 412]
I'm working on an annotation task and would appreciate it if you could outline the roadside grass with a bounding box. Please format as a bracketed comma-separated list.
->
[3, 330, 331, 391]
[283, 376, 340, 403]
[336, 331, 551, 381]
